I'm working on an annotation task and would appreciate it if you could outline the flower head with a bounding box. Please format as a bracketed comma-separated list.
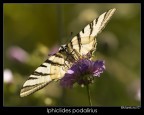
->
[7, 46, 29, 63]
[60, 59, 105, 88]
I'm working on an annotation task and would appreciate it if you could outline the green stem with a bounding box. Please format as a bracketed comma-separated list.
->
[86, 84, 92, 106]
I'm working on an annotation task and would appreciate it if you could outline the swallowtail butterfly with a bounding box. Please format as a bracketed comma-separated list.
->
[20, 8, 116, 97]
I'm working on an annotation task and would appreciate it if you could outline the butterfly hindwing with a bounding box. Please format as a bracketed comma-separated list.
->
[20, 53, 67, 97]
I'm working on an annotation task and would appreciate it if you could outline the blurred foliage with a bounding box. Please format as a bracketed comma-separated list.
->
[4, 3, 140, 106]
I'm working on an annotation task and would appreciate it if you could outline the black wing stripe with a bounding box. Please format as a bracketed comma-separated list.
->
[77, 33, 81, 52]
[40, 64, 47, 67]
[82, 28, 84, 33]
[27, 77, 38, 80]
[32, 71, 51, 76]
[70, 41, 73, 50]
[54, 53, 63, 58]
[21, 83, 44, 91]
[45, 59, 63, 66]
[95, 18, 98, 25]
[100, 12, 107, 27]
[89, 22, 93, 36]
[22, 84, 40, 89]
[103, 11, 108, 21]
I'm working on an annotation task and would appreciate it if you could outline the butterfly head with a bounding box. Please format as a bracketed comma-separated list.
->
[59, 44, 68, 52]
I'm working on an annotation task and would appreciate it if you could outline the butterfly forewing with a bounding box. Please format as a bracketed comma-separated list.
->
[67, 8, 116, 56]
[20, 54, 67, 97]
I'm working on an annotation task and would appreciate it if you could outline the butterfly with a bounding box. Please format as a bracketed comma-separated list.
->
[20, 8, 116, 97]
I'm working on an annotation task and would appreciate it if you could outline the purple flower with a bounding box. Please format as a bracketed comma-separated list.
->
[60, 59, 105, 88]
[7, 46, 29, 63]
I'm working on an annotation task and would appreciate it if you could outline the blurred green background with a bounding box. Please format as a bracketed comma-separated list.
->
[4, 3, 141, 106]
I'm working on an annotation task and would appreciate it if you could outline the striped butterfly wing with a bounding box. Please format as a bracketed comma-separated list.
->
[20, 53, 67, 97]
[67, 8, 116, 57]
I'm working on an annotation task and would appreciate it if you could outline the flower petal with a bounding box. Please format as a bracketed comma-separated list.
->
[67, 70, 74, 74]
